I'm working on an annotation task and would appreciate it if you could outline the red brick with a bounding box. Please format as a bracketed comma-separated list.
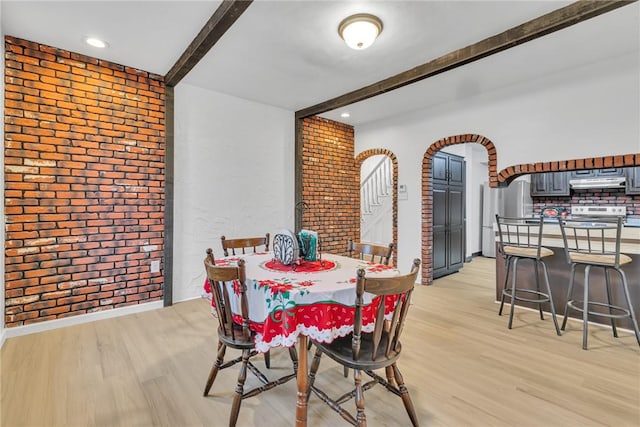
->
[4, 37, 165, 326]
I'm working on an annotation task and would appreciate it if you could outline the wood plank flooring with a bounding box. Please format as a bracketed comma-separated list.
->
[2, 256, 638, 426]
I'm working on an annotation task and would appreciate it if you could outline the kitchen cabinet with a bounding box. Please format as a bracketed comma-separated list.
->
[570, 168, 623, 179]
[625, 167, 640, 195]
[432, 152, 465, 279]
[432, 151, 464, 186]
[530, 171, 570, 197]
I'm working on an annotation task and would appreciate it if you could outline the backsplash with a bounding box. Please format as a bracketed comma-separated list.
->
[532, 188, 640, 216]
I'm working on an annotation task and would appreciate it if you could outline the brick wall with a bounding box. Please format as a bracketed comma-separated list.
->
[532, 188, 640, 215]
[4, 36, 165, 326]
[300, 117, 358, 255]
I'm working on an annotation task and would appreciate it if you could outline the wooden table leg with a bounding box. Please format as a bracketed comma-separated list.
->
[295, 335, 308, 426]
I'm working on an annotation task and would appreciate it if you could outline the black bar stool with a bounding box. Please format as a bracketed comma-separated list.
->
[558, 216, 640, 350]
[496, 215, 560, 334]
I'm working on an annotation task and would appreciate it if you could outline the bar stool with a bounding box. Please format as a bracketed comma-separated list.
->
[558, 216, 640, 350]
[495, 215, 560, 334]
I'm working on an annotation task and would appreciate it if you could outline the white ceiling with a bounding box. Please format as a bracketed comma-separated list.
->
[2, 1, 639, 126]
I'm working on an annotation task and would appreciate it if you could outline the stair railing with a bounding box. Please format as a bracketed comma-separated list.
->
[360, 156, 392, 217]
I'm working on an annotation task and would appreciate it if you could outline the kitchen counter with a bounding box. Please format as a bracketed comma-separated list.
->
[537, 223, 640, 254]
[495, 223, 640, 330]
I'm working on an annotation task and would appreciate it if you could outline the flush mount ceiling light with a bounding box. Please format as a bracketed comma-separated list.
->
[340, 112, 351, 118]
[338, 13, 383, 50]
[84, 37, 108, 48]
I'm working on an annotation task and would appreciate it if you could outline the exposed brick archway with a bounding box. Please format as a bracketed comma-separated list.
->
[355, 149, 398, 266]
[421, 134, 640, 285]
[421, 134, 499, 285]
[497, 154, 640, 183]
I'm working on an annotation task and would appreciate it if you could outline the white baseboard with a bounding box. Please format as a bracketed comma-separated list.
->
[2, 301, 163, 343]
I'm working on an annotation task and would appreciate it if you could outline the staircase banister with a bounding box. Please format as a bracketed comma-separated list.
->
[360, 156, 390, 189]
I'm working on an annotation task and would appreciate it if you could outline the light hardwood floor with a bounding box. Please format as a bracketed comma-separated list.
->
[2, 257, 638, 426]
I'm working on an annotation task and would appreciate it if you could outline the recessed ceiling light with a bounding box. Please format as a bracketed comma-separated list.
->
[85, 37, 108, 48]
[340, 112, 351, 118]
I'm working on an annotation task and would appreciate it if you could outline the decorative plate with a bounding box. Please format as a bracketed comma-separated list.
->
[272, 229, 299, 266]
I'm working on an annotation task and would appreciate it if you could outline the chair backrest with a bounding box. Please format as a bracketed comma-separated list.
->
[347, 240, 394, 265]
[203, 256, 251, 343]
[495, 215, 545, 258]
[558, 216, 624, 267]
[353, 258, 420, 361]
[221, 233, 270, 257]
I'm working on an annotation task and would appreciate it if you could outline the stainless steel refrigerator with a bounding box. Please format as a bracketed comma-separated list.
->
[481, 180, 532, 257]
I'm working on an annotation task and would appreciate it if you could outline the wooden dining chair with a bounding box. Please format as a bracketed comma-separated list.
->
[347, 240, 394, 265]
[203, 256, 298, 427]
[221, 233, 270, 257]
[219, 235, 273, 368]
[341, 240, 395, 376]
[307, 258, 421, 427]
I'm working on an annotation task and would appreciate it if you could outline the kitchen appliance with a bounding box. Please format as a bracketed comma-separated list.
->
[570, 205, 626, 217]
[569, 205, 627, 227]
[481, 180, 533, 257]
[569, 177, 626, 189]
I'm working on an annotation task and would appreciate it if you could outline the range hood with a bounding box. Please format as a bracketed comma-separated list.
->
[569, 177, 626, 189]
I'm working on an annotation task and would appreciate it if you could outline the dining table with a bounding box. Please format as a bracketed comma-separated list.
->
[203, 251, 401, 426]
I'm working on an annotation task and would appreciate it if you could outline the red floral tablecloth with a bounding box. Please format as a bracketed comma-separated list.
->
[203, 252, 399, 353]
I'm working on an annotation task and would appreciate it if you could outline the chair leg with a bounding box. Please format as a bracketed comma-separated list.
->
[534, 259, 544, 320]
[561, 263, 577, 331]
[229, 349, 250, 427]
[263, 350, 271, 369]
[288, 346, 299, 375]
[508, 258, 519, 329]
[617, 268, 640, 347]
[604, 268, 618, 338]
[539, 260, 560, 336]
[385, 365, 396, 387]
[354, 369, 366, 427]
[582, 265, 591, 350]
[498, 256, 512, 316]
[306, 347, 323, 402]
[204, 341, 226, 396]
[392, 363, 419, 427]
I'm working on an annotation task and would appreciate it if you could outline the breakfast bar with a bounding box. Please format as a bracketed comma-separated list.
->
[495, 220, 640, 330]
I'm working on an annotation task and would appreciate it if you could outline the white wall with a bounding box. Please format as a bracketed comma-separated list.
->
[355, 51, 639, 272]
[173, 83, 294, 303]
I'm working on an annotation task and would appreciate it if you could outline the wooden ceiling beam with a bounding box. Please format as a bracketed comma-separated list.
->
[295, 0, 635, 119]
[165, 0, 253, 87]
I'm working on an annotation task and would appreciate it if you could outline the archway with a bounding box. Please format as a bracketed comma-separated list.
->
[422, 137, 640, 285]
[356, 149, 398, 265]
[421, 134, 499, 285]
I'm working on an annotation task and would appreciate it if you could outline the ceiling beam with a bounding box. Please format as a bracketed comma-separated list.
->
[165, 0, 253, 87]
[295, 0, 635, 119]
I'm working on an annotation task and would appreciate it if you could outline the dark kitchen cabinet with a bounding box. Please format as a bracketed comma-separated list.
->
[432, 151, 465, 186]
[570, 168, 623, 179]
[625, 167, 640, 195]
[530, 172, 570, 197]
[432, 152, 465, 279]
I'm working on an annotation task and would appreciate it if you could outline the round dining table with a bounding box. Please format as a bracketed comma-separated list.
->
[203, 251, 400, 426]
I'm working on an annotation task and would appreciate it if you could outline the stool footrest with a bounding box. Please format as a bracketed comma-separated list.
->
[567, 300, 632, 320]
[503, 288, 551, 304]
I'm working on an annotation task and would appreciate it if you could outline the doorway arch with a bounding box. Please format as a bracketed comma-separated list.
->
[356, 149, 398, 265]
[421, 134, 499, 285]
